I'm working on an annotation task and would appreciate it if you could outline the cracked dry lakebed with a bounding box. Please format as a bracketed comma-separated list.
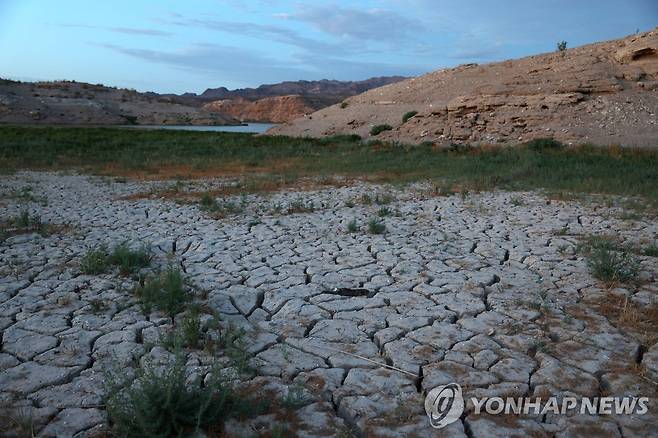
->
[0, 172, 656, 437]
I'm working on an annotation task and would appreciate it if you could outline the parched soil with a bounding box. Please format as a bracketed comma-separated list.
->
[0, 172, 657, 437]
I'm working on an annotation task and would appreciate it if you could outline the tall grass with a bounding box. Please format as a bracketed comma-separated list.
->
[1, 126, 657, 203]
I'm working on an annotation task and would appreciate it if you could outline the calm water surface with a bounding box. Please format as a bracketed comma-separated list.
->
[123, 123, 276, 134]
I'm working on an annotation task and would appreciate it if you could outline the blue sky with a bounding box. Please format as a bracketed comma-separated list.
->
[1, 1, 656, 94]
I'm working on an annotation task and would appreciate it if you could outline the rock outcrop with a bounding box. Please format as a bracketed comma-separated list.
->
[270, 28, 658, 147]
[202, 95, 323, 123]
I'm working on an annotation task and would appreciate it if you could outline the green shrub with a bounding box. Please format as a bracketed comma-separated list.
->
[135, 268, 189, 317]
[402, 111, 418, 123]
[378, 207, 391, 217]
[526, 138, 565, 151]
[347, 219, 358, 233]
[340, 101, 348, 109]
[644, 244, 658, 257]
[580, 235, 640, 285]
[105, 354, 263, 437]
[370, 124, 393, 136]
[200, 192, 217, 210]
[81, 246, 111, 274]
[368, 218, 386, 234]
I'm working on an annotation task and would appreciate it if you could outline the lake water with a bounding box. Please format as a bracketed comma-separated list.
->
[124, 123, 276, 134]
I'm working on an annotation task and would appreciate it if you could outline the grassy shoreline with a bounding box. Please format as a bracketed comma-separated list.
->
[1, 126, 657, 204]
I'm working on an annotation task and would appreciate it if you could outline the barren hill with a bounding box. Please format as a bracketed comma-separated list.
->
[270, 29, 658, 147]
[0, 80, 238, 126]
[202, 95, 324, 123]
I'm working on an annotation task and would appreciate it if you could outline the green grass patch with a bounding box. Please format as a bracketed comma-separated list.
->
[80, 242, 151, 275]
[368, 218, 386, 234]
[135, 268, 189, 317]
[1, 127, 657, 206]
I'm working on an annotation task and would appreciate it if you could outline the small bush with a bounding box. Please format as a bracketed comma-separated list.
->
[644, 244, 658, 257]
[135, 268, 189, 317]
[580, 235, 640, 286]
[340, 101, 349, 109]
[105, 354, 263, 437]
[557, 41, 568, 52]
[200, 192, 217, 210]
[368, 218, 386, 234]
[81, 246, 111, 274]
[161, 306, 204, 351]
[402, 111, 418, 123]
[378, 207, 391, 217]
[375, 193, 394, 205]
[370, 124, 393, 136]
[347, 219, 358, 233]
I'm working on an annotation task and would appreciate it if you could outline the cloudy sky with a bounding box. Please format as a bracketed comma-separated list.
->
[1, 0, 656, 93]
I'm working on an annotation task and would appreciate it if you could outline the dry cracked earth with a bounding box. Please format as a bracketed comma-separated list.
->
[0, 172, 657, 437]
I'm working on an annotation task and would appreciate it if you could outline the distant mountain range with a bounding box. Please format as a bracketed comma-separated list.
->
[185, 77, 407, 103]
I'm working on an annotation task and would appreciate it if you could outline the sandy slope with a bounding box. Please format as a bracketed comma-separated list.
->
[270, 28, 658, 147]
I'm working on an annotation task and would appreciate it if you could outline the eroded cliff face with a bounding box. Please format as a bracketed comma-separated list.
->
[202, 95, 323, 123]
[270, 28, 658, 147]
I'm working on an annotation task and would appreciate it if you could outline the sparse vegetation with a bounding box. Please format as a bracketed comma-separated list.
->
[402, 111, 417, 123]
[81, 242, 151, 275]
[370, 124, 393, 136]
[0, 210, 52, 242]
[199, 193, 245, 217]
[375, 193, 394, 205]
[579, 235, 640, 286]
[135, 268, 189, 317]
[340, 101, 349, 109]
[368, 218, 386, 234]
[557, 41, 568, 52]
[288, 198, 315, 214]
[377, 207, 392, 217]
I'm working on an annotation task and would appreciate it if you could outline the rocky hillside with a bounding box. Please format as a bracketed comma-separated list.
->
[0, 80, 238, 126]
[270, 29, 658, 147]
[202, 95, 325, 123]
